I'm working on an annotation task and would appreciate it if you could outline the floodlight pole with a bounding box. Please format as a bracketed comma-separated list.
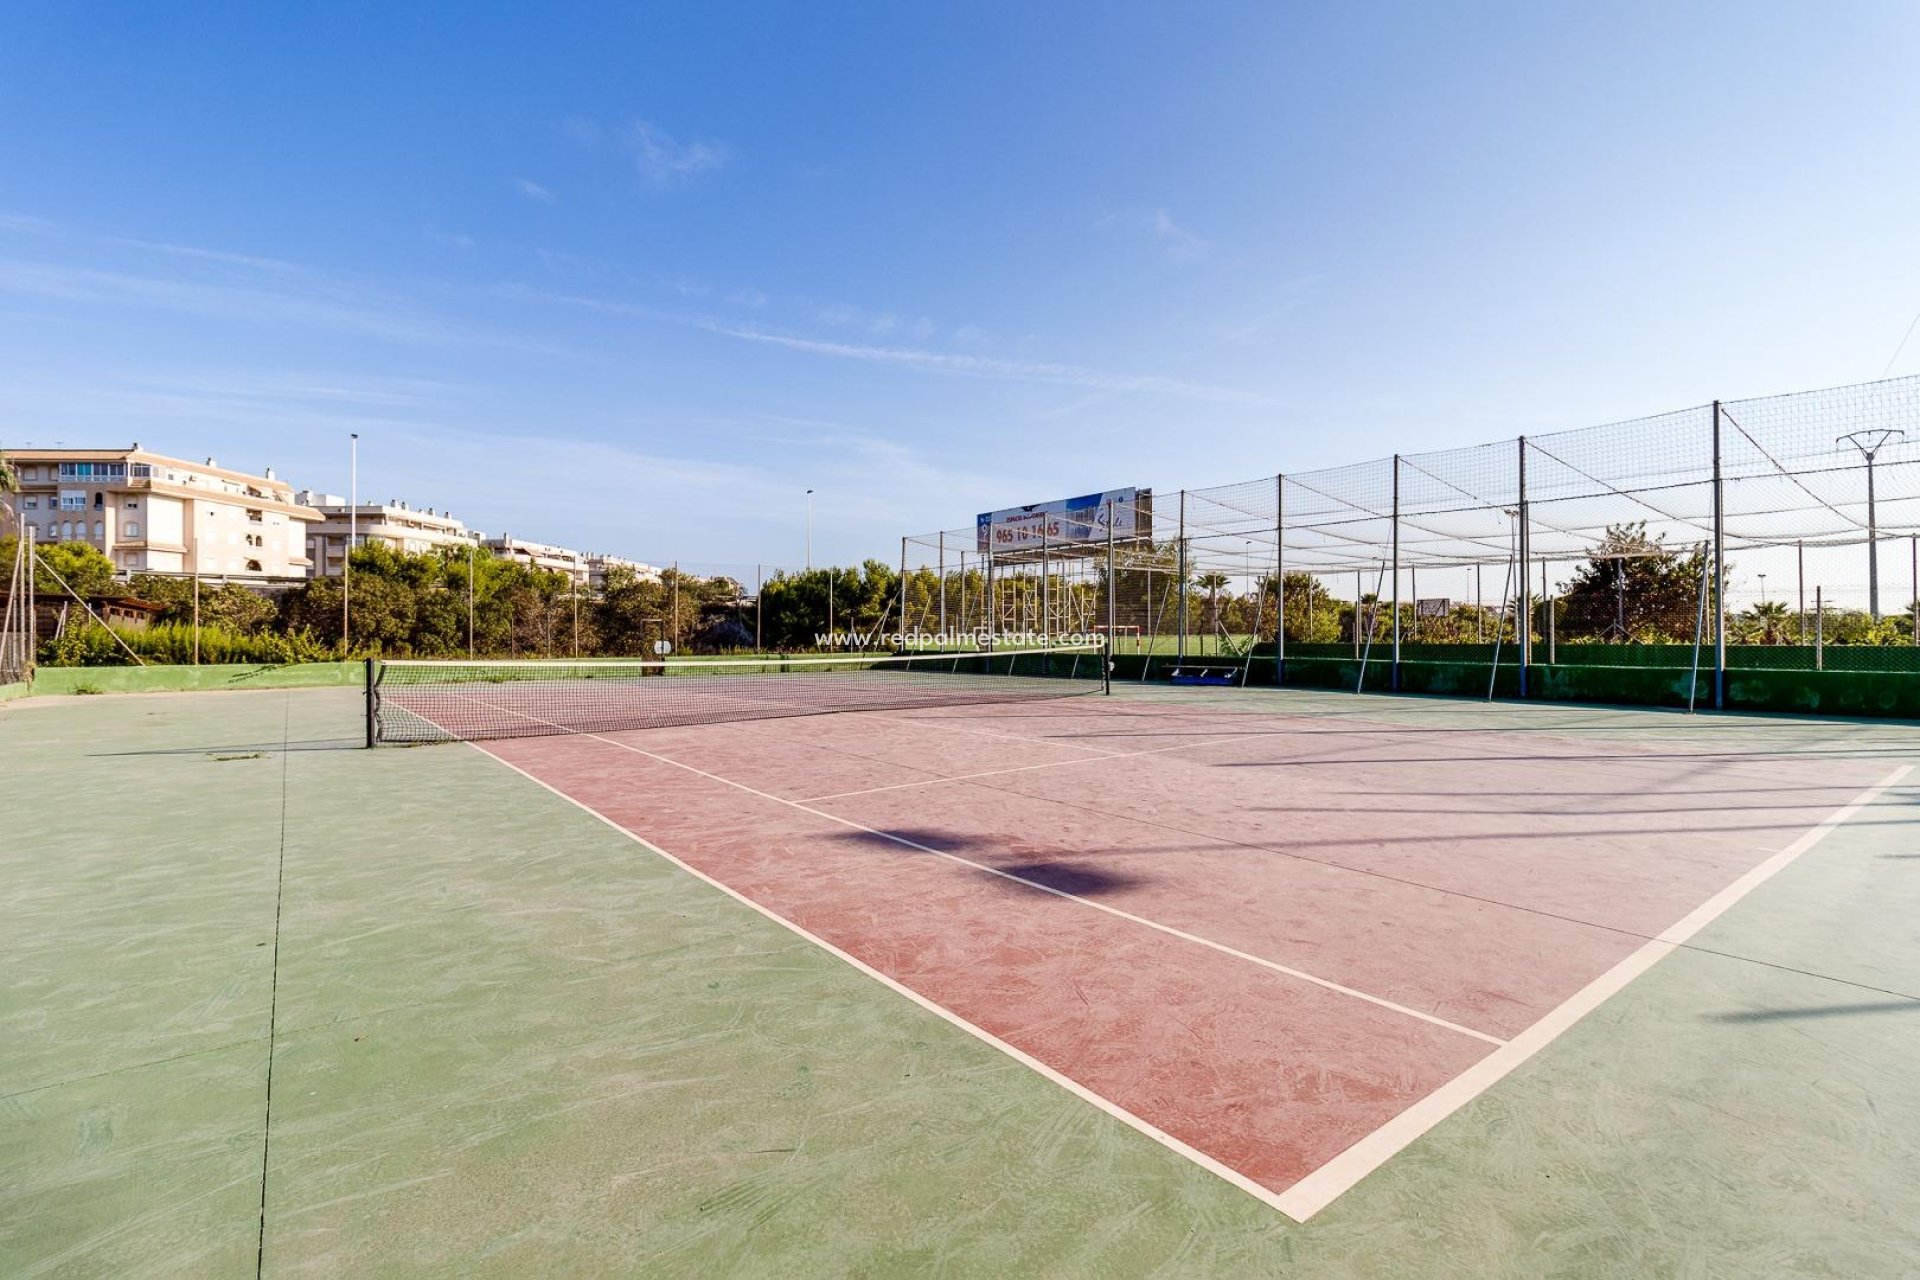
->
[898, 536, 908, 651]
[937, 532, 946, 642]
[344, 432, 358, 651]
[1838, 428, 1904, 620]
[1390, 454, 1401, 692]
[805, 489, 813, 571]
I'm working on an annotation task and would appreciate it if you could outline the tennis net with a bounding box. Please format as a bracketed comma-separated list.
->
[370, 645, 1108, 744]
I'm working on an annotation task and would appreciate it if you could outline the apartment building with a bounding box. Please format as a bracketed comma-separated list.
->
[6, 446, 319, 577]
[486, 535, 587, 585]
[294, 493, 483, 577]
[585, 552, 661, 589]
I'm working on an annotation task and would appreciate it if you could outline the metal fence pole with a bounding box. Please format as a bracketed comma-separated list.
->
[937, 532, 946, 642]
[1105, 501, 1116, 693]
[1275, 473, 1285, 687]
[1912, 533, 1917, 644]
[755, 564, 762, 652]
[898, 536, 908, 650]
[1041, 524, 1051, 652]
[1815, 585, 1824, 669]
[984, 547, 995, 650]
[1712, 401, 1726, 708]
[1353, 569, 1361, 657]
[1797, 539, 1805, 643]
[1390, 454, 1401, 692]
[1517, 436, 1531, 697]
[1176, 489, 1188, 662]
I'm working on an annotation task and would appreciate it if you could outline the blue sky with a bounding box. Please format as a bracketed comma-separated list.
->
[2, 2, 1918, 568]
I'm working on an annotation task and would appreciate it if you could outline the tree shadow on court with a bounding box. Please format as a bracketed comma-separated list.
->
[831, 827, 1150, 897]
[1708, 1000, 1920, 1022]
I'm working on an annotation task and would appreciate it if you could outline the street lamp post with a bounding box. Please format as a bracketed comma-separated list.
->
[805, 489, 814, 570]
[344, 433, 358, 649]
[1838, 428, 1905, 620]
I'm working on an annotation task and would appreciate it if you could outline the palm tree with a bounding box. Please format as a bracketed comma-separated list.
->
[1194, 572, 1229, 653]
[1738, 599, 1792, 645]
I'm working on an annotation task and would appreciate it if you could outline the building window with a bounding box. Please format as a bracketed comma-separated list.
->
[130, 463, 152, 478]
[59, 490, 86, 511]
[124, 499, 139, 509]
[124, 521, 141, 538]
[246, 509, 263, 523]
[58, 462, 125, 480]
[94, 492, 104, 508]
[93, 522, 103, 539]
[21, 497, 35, 510]
[245, 559, 262, 572]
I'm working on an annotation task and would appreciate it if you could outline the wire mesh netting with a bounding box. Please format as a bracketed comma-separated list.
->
[901, 374, 1920, 682]
[372, 646, 1107, 743]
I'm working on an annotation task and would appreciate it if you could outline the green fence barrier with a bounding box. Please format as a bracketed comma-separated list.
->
[30, 662, 363, 696]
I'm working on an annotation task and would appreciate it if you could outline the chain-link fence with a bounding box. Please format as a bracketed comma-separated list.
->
[899, 374, 1920, 702]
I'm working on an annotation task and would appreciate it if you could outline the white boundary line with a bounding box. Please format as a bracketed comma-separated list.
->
[435, 693, 1908, 1222]
[584, 732, 1505, 1046]
[465, 740, 1302, 1219]
[797, 732, 1270, 802]
[1270, 762, 1913, 1221]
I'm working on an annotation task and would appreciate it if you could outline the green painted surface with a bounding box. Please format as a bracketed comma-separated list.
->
[0, 680, 27, 704]
[3, 687, 1918, 1276]
[30, 660, 362, 696]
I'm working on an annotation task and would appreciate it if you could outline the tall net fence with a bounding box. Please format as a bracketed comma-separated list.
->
[900, 374, 1920, 690]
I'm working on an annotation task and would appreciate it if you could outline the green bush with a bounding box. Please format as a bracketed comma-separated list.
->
[37, 622, 333, 667]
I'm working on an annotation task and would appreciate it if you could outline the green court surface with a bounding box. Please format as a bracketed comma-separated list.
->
[5, 685, 1920, 1278]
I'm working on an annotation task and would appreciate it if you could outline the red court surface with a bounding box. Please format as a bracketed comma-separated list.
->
[451, 696, 1901, 1219]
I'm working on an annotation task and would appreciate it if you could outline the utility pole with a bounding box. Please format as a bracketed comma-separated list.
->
[1838, 428, 1904, 620]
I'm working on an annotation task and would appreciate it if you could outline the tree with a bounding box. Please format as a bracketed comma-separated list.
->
[1558, 524, 1709, 644]
[128, 575, 277, 633]
[5, 538, 117, 598]
[1194, 572, 1229, 643]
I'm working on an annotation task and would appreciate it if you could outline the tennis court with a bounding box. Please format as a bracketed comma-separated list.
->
[7, 668, 1920, 1276]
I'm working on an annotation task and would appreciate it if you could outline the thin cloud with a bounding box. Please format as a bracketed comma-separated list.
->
[625, 120, 728, 186]
[698, 321, 1272, 406]
[516, 179, 555, 203]
[1102, 206, 1210, 263]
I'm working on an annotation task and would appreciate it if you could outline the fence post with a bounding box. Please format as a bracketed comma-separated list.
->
[1712, 401, 1726, 708]
[1517, 437, 1531, 697]
[1176, 490, 1188, 663]
[1912, 534, 1917, 645]
[1815, 586, 1824, 670]
[1391, 454, 1401, 692]
[1041, 524, 1051, 652]
[984, 547, 994, 650]
[363, 656, 376, 749]
[1354, 569, 1361, 657]
[1797, 539, 1805, 643]
[1275, 473, 1285, 687]
[1105, 501, 1116, 694]
[937, 532, 946, 642]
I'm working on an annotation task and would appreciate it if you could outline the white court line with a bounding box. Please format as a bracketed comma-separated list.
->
[1271, 762, 1914, 1221]
[432, 690, 1501, 1047]
[422, 689, 1905, 1221]
[583, 732, 1505, 1046]
[797, 732, 1268, 802]
[465, 740, 1302, 1220]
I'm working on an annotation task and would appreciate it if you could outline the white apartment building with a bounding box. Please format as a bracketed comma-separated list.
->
[586, 552, 661, 589]
[6, 446, 319, 577]
[295, 493, 483, 577]
[487, 535, 587, 585]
